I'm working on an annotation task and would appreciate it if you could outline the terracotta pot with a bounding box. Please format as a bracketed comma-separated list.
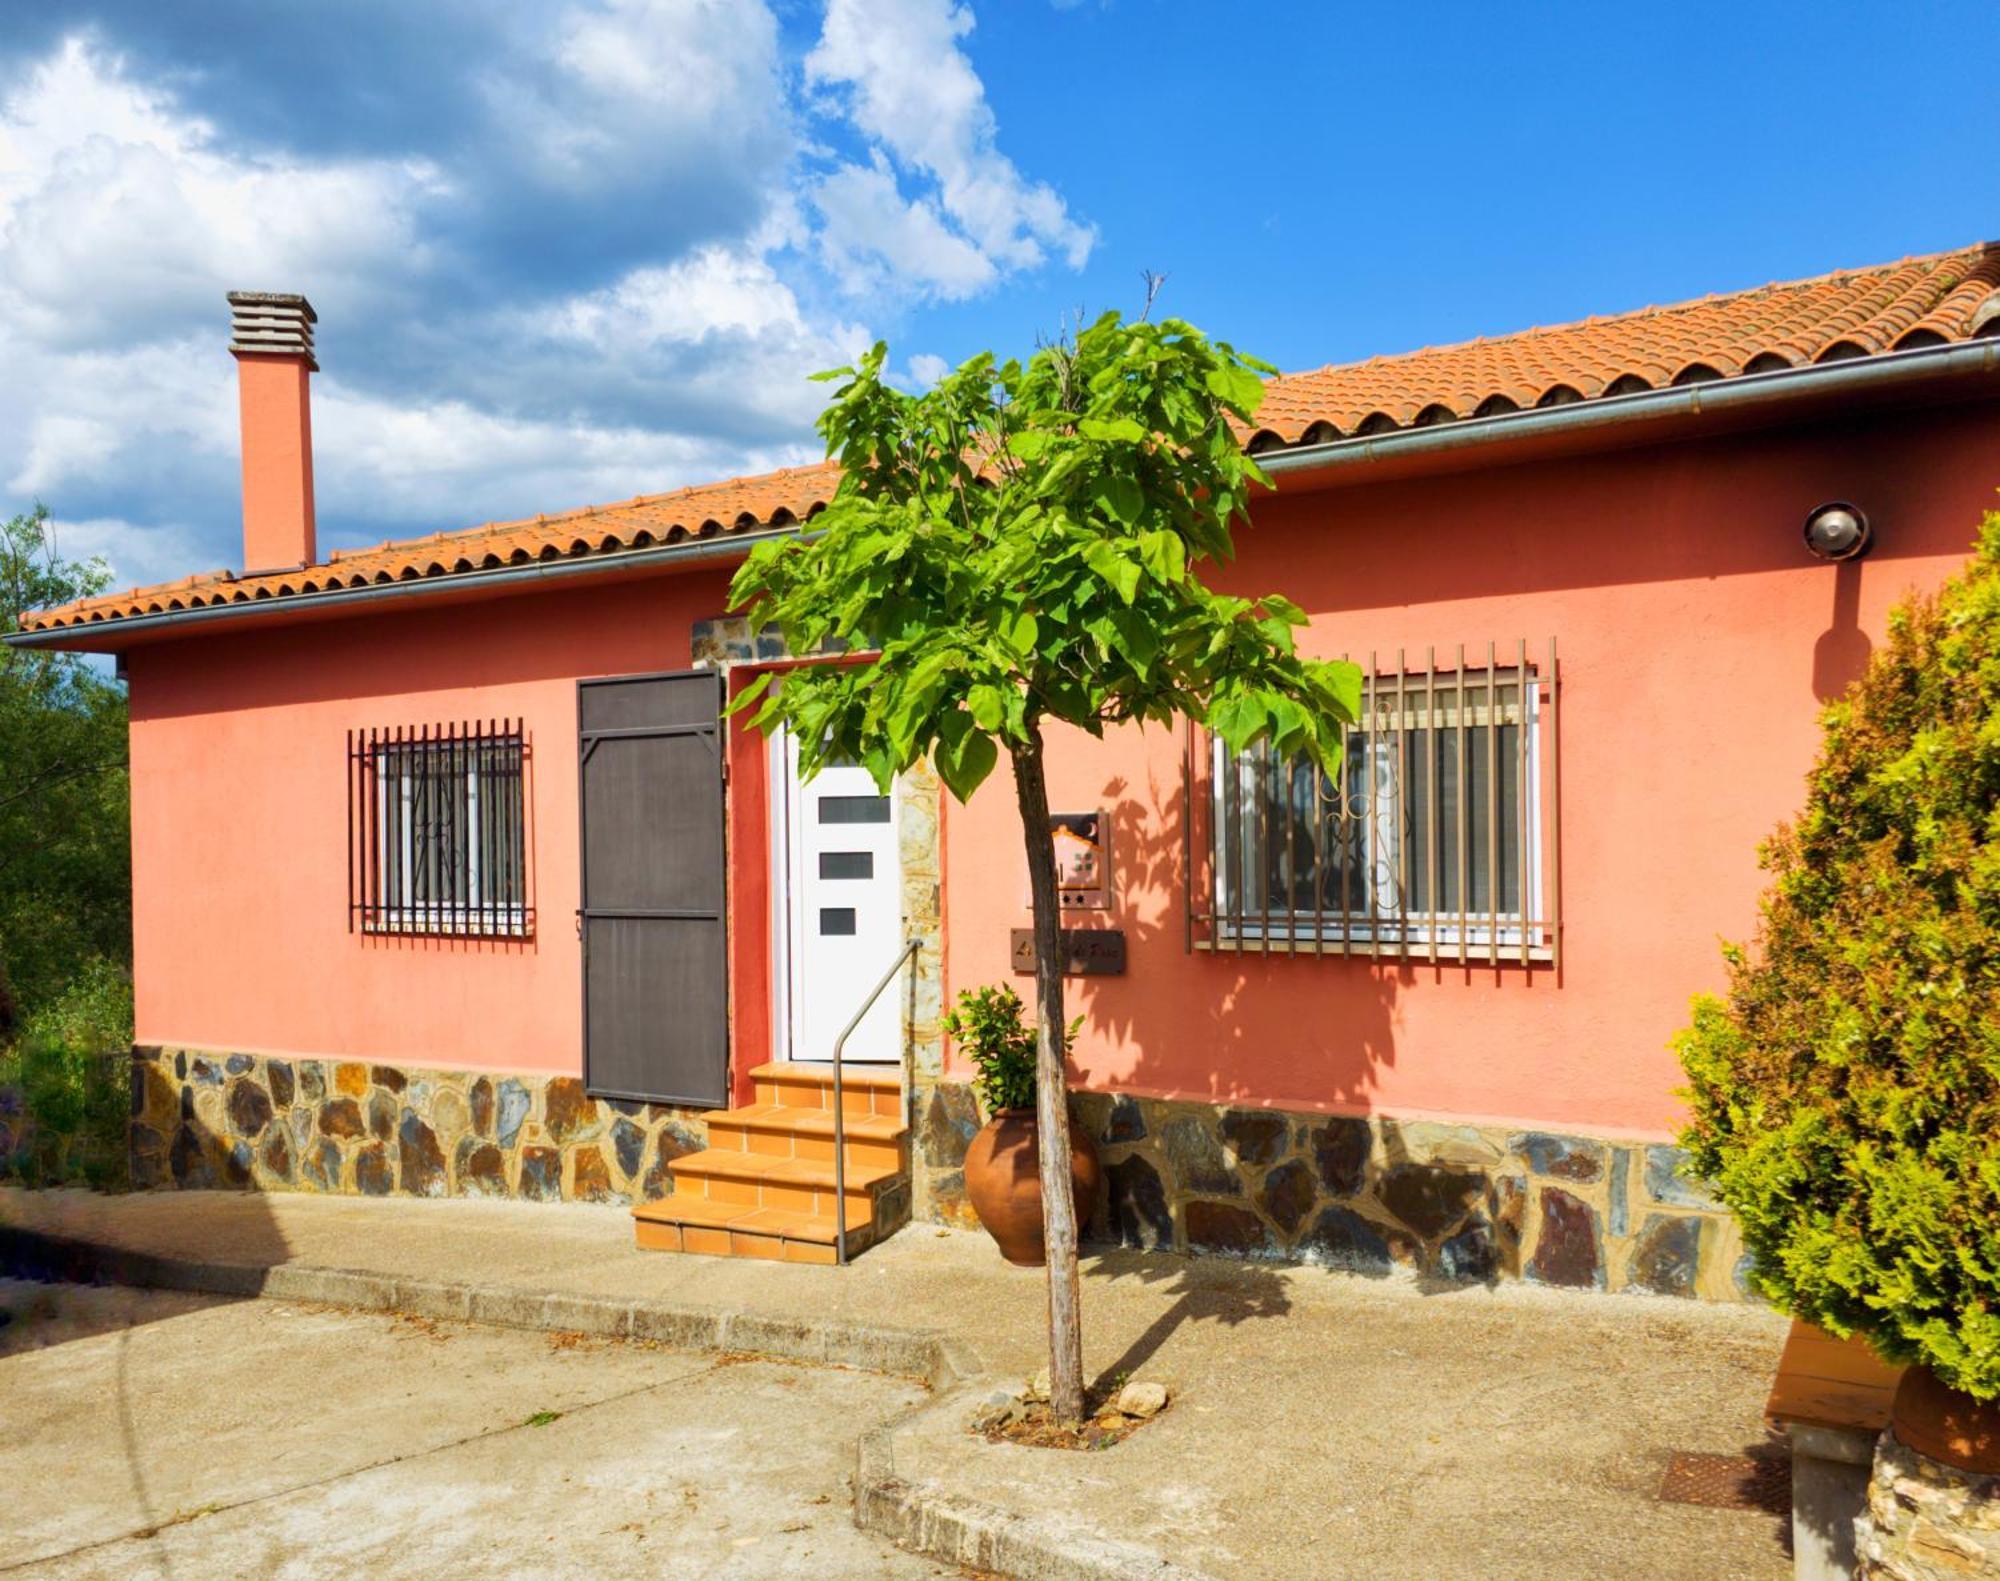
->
[962, 1107, 1102, 1267]
[1891, 1364, 2000, 1473]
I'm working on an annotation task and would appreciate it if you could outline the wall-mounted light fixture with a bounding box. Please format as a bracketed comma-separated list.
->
[1804, 501, 1872, 563]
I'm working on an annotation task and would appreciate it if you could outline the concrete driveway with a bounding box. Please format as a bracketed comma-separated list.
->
[0, 1279, 965, 1580]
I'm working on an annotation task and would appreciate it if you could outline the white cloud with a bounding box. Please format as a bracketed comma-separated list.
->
[0, 37, 437, 348]
[805, 0, 1094, 297]
[490, 0, 789, 198]
[906, 352, 950, 387]
[813, 157, 996, 299]
[0, 7, 1092, 592]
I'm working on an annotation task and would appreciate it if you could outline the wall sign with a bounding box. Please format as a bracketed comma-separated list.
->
[1011, 927, 1127, 976]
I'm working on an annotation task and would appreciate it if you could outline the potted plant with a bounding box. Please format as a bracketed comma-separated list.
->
[945, 984, 1100, 1266]
[1677, 515, 2000, 1477]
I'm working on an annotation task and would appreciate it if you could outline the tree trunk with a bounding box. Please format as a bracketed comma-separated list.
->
[1009, 722, 1085, 1425]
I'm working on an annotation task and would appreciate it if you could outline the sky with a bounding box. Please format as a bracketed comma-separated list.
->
[0, 0, 1995, 592]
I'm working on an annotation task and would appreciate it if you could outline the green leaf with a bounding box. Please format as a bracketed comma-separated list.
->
[1078, 415, 1145, 443]
[1001, 609, 1039, 658]
[1092, 475, 1143, 525]
[937, 725, 999, 802]
[967, 683, 1007, 732]
[1138, 530, 1186, 585]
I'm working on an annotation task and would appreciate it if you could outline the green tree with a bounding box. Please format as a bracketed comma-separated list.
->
[0, 505, 131, 1033]
[729, 312, 1361, 1423]
[1677, 514, 2000, 1400]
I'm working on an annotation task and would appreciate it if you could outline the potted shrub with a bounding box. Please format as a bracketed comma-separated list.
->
[945, 984, 1100, 1266]
[1677, 515, 2000, 1475]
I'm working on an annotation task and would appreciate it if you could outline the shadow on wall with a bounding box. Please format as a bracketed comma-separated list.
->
[1813, 560, 1874, 703]
[926, 765, 1745, 1302]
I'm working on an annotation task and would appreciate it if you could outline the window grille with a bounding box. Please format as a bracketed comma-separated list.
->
[1183, 641, 1560, 967]
[347, 720, 533, 937]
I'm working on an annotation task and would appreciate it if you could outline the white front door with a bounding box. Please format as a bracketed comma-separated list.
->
[776, 730, 902, 1063]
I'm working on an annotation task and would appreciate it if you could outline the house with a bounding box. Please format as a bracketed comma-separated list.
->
[13, 247, 2000, 1294]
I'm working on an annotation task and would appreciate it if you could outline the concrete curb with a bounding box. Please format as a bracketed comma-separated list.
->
[854, 1396, 1224, 1581]
[1, 1224, 1203, 1581]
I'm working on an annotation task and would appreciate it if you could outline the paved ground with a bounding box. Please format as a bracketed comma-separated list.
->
[2, 1188, 1796, 1579]
[0, 1278, 961, 1580]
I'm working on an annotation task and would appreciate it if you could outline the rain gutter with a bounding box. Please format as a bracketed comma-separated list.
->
[1252, 336, 2000, 478]
[3, 525, 813, 651]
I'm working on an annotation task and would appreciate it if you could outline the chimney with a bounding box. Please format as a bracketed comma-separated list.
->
[228, 291, 318, 574]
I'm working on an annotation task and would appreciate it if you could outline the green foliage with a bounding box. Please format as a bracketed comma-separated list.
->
[941, 983, 1080, 1114]
[1677, 513, 2000, 1399]
[0, 505, 131, 1028]
[0, 957, 132, 1188]
[726, 314, 1363, 800]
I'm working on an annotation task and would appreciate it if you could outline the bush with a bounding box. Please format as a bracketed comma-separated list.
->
[942, 984, 1080, 1116]
[0, 957, 132, 1189]
[1677, 514, 2000, 1400]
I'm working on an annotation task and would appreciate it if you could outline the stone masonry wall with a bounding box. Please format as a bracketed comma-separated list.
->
[1857, 1430, 2000, 1578]
[913, 1079, 1751, 1301]
[130, 1046, 709, 1204]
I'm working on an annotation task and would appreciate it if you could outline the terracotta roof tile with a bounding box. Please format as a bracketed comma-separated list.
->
[1244, 241, 2000, 450]
[27, 461, 840, 631]
[24, 243, 2000, 634]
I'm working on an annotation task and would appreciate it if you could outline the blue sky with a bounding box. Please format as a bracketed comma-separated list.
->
[0, 0, 1994, 590]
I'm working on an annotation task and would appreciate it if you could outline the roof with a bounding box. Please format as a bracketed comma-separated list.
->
[1245, 240, 2000, 448]
[22, 242, 2000, 637]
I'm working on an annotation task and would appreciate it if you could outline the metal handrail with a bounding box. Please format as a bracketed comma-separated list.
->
[830, 936, 922, 1266]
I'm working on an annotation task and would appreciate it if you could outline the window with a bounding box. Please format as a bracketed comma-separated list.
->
[1186, 643, 1559, 965]
[348, 721, 532, 937]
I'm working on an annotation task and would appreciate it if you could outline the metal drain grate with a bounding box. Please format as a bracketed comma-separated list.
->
[1658, 1452, 1791, 1516]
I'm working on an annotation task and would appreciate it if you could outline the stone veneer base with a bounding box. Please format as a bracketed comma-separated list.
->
[1858, 1430, 2000, 1578]
[913, 1078, 1751, 1301]
[129, 1046, 709, 1204]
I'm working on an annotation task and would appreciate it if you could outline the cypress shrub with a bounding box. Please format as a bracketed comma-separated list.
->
[1677, 514, 2000, 1400]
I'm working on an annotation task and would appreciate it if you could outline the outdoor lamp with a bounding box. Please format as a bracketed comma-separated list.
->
[1804, 502, 1872, 562]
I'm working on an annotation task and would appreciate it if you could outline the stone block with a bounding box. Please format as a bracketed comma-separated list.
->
[266, 1059, 295, 1109]
[1510, 1131, 1606, 1183]
[1309, 1116, 1372, 1197]
[1257, 1158, 1318, 1238]
[1527, 1187, 1602, 1289]
[1379, 1161, 1485, 1242]
[354, 1143, 393, 1196]
[1185, 1199, 1271, 1258]
[1626, 1213, 1702, 1298]
[397, 1113, 447, 1198]
[1299, 1205, 1394, 1275]
[1103, 1154, 1173, 1250]
[226, 1078, 272, 1138]
[1643, 1145, 1719, 1210]
[1161, 1115, 1238, 1197]
[1220, 1109, 1289, 1168]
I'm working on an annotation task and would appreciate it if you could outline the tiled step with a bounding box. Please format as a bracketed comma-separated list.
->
[750, 1062, 902, 1119]
[632, 1194, 872, 1264]
[670, 1147, 898, 1213]
[707, 1103, 907, 1172]
[631, 1061, 910, 1263]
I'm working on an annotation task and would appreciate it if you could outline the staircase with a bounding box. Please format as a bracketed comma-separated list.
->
[630, 1063, 909, 1264]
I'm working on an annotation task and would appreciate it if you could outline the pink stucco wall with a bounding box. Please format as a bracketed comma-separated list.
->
[125, 398, 2000, 1142]
[127, 569, 733, 1075]
[940, 402, 2000, 1139]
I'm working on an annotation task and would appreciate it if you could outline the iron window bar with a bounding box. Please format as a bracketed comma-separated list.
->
[829, 936, 922, 1266]
[1184, 639, 1560, 968]
[347, 718, 535, 939]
